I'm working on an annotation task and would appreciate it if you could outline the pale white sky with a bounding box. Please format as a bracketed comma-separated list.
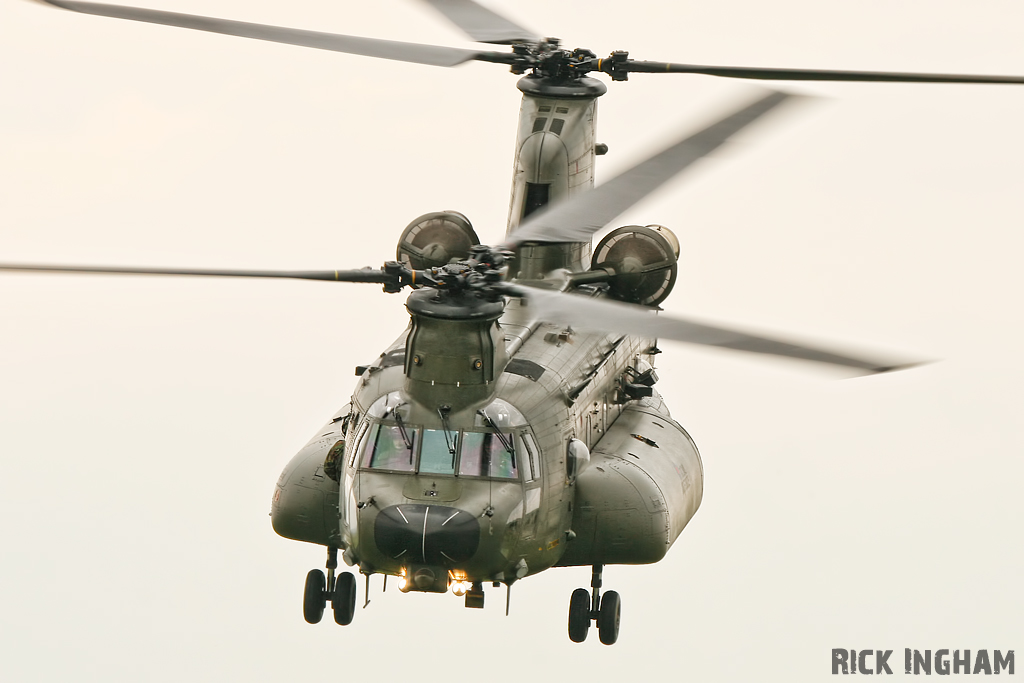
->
[1, 1, 1022, 680]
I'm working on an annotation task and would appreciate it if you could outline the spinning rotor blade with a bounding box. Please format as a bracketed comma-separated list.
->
[418, 0, 540, 45]
[512, 285, 915, 375]
[27, 0, 509, 68]
[508, 90, 800, 245]
[602, 60, 1024, 84]
[0, 263, 397, 284]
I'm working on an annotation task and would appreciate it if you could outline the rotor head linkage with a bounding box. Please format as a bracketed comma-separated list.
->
[0, 246, 514, 298]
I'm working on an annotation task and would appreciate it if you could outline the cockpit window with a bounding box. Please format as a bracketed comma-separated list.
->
[365, 391, 408, 419]
[518, 432, 537, 482]
[350, 420, 371, 468]
[419, 429, 457, 475]
[363, 423, 418, 472]
[459, 431, 518, 479]
[476, 399, 527, 429]
[356, 402, 533, 480]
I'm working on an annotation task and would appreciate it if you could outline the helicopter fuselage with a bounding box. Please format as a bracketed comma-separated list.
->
[11, 0, 992, 647]
[272, 301, 703, 583]
[271, 75, 703, 594]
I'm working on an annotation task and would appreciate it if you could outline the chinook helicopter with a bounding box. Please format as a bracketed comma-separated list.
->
[7, 0, 1024, 647]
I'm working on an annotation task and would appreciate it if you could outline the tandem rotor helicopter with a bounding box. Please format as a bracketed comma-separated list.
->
[7, 0, 1024, 646]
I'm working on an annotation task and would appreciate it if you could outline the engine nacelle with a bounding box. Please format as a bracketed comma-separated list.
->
[591, 224, 680, 306]
[396, 211, 480, 271]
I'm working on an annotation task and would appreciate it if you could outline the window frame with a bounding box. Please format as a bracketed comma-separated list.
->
[355, 418, 529, 481]
[361, 421, 418, 473]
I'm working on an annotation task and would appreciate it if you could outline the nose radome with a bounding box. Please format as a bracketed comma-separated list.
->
[374, 504, 480, 565]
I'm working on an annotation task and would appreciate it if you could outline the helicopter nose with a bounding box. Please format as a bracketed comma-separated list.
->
[374, 504, 479, 565]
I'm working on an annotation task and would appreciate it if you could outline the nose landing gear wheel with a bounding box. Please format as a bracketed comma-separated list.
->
[597, 590, 621, 645]
[332, 571, 357, 625]
[303, 569, 327, 624]
[568, 587, 591, 642]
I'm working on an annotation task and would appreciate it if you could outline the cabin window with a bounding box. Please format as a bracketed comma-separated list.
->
[532, 117, 548, 133]
[363, 423, 418, 472]
[419, 429, 457, 475]
[459, 431, 517, 479]
[550, 118, 565, 136]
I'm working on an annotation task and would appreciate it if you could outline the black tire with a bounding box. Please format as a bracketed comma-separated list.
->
[332, 571, 357, 626]
[303, 569, 326, 624]
[598, 590, 621, 645]
[568, 588, 591, 643]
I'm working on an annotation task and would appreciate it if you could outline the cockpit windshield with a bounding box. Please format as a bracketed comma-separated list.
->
[360, 423, 519, 479]
[356, 393, 526, 479]
[459, 431, 517, 478]
[361, 423, 417, 472]
[419, 429, 457, 475]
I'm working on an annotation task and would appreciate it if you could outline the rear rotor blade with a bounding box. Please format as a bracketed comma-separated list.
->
[612, 60, 1024, 84]
[0, 263, 395, 284]
[417, 0, 540, 44]
[507, 90, 800, 245]
[511, 285, 917, 375]
[28, 0, 507, 68]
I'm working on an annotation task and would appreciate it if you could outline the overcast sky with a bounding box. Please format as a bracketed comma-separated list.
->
[2, 1, 1022, 680]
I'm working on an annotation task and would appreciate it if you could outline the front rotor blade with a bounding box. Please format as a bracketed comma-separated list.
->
[0, 263, 394, 284]
[619, 61, 1024, 84]
[28, 0, 502, 68]
[512, 285, 917, 375]
[418, 0, 540, 44]
[507, 90, 799, 245]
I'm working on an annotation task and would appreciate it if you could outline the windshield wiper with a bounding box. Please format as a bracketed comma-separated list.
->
[476, 410, 516, 469]
[390, 404, 414, 454]
[438, 405, 457, 468]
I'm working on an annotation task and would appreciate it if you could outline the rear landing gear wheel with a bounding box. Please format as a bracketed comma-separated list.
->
[303, 569, 327, 624]
[332, 571, 357, 625]
[597, 590, 621, 645]
[568, 587, 591, 643]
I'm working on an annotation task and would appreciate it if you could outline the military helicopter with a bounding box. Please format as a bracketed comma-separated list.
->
[6, 0, 1024, 647]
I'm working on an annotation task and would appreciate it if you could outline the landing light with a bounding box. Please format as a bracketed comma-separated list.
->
[451, 580, 469, 596]
[398, 568, 409, 592]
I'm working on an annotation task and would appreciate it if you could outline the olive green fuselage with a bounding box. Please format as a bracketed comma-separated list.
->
[271, 75, 703, 589]
[272, 296, 703, 583]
